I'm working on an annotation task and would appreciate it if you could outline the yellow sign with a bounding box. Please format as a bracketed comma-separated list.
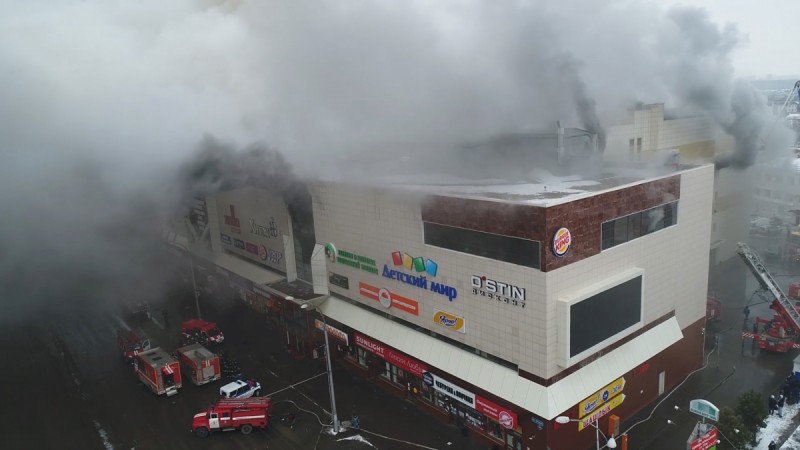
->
[579, 377, 626, 418]
[432, 310, 466, 333]
[578, 394, 625, 431]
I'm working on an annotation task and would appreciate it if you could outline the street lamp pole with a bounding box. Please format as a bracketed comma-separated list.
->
[300, 299, 340, 434]
[555, 416, 617, 450]
[189, 257, 202, 320]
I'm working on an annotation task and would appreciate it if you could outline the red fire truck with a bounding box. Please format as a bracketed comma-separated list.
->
[191, 397, 272, 438]
[116, 329, 151, 364]
[181, 319, 225, 345]
[177, 343, 221, 386]
[738, 243, 800, 353]
[134, 347, 182, 396]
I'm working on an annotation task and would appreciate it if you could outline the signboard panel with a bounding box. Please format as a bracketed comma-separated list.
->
[689, 399, 720, 422]
[579, 377, 626, 418]
[690, 427, 718, 450]
[216, 189, 289, 273]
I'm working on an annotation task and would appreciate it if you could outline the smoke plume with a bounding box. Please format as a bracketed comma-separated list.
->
[0, 0, 782, 321]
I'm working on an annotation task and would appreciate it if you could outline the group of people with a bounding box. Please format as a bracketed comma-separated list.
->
[769, 394, 787, 418]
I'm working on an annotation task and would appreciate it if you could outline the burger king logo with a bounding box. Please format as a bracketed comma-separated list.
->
[552, 227, 572, 257]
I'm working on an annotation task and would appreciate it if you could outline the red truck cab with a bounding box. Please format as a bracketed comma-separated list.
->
[192, 397, 271, 438]
[182, 319, 224, 345]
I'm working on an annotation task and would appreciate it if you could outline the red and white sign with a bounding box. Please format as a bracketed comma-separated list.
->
[355, 333, 427, 377]
[475, 396, 518, 429]
[690, 427, 718, 450]
[314, 319, 349, 345]
[359, 282, 420, 316]
[552, 227, 572, 256]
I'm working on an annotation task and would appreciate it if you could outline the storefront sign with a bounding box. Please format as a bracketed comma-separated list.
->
[578, 394, 625, 431]
[433, 309, 466, 333]
[690, 427, 718, 450]
[359, 282, 419, 316]
[470, 275, 526, 308]
[383, 252, 457, 301]
[216, 190, 288, 272]
[329, 272, 350, 290]
[223, 205, 241, 234]
[355, 333, 427, 377]
[325, 243, 379, 275]
[475, 396, 518, 429]
[579, 377, 626, 418]
[422, 372, 434, 386]
[249, 217, 279, 239]
[430, 373, 475, 409]
[314, 319, 349, 345]
[552, 227, 572, 257]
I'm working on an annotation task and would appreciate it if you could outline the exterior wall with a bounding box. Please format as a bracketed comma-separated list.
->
[544, 165, 713, 377]
[211, 187, 292, 273]
[311, 165, 713, 380]
[751, 163, 800, 221]
[604, 103, 714, 163]
[546, 318, 706, 450]
[312, 183, 539, 369]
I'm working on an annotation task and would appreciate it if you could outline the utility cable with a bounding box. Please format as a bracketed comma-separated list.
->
[620, 339, 717, 437]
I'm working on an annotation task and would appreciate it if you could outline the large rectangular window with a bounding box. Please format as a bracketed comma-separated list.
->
[424, 222, 540, 269]
[601, 201, 679, 250]
[569, 275, 642, 357]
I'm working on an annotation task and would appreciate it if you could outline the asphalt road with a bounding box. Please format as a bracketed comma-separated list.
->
[0, 275, 480, 450]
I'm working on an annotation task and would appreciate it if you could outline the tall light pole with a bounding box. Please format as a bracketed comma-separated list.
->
[188, 256, 202, 320]
[298, 297, 340, 434]
[555, 416, 617, 450]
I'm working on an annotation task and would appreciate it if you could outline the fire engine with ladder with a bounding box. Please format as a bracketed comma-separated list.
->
[738, 242, 800, 352]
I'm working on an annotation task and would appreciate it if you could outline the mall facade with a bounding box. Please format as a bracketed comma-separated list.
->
[171, 162, 714, 450]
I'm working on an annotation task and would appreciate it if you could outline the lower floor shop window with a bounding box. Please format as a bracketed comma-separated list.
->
[357, 347, 368, 367]
[381, 362, 405, 383]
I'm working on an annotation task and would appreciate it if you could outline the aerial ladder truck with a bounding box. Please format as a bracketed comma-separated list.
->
[738, 242, 800, 352]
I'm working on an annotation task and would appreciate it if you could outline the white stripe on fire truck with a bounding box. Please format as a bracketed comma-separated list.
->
[233, 415, 266, 420]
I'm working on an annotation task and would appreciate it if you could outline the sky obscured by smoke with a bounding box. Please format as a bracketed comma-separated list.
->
[0, 0, 788, 320]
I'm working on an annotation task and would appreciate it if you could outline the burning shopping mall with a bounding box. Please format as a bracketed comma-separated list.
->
[166, 148, 714, 449]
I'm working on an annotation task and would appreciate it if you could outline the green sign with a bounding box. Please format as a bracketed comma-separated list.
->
[689, 399, 719, 422]
[325, 243, 378, 275]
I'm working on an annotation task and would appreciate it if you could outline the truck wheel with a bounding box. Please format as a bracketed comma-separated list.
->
[240, 424, 253, 435]
[194, 427, 210, 438]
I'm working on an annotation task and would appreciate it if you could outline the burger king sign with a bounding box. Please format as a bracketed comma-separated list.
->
[552, 227, 572, 257]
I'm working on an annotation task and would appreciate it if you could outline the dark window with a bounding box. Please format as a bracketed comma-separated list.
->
[627, 213, 642, 240]
[570, 276, 642, 357]
[601, 221, 615, 250]
[601, 201, 678, 250]
[613, 217, 628, 245]
[424, 222, 540, 269]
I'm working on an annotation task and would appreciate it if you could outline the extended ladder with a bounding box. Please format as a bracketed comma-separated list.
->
[736, 242, 800, 334]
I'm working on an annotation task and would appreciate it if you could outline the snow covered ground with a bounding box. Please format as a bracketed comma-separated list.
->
[752, 402, 800, 449]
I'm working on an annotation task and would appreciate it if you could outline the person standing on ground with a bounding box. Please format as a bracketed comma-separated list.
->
[769, 395, 777, 415]
[769, 439, 777, 450]
[744, 305, 750, 323]
[778, 395, 786, 417]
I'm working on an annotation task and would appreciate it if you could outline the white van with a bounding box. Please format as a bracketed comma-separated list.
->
[219, 378, 262, 399]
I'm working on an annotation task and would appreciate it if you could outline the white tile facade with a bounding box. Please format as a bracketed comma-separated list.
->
[311, 165, 714, 380]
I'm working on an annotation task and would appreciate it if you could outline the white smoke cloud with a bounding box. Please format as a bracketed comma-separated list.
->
[0, 0, 785, 320]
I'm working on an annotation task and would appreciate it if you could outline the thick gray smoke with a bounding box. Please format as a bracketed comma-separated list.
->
[0, 0, 779, 321]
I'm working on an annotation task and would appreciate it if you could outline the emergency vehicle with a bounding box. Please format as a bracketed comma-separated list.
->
[176, 343, 221, 386]
[191, 397, 272, 438]
[116, 329, 150, 364]
[739, 243, 800, 352]
[181, 319, 224, 345]
[220, 378, 262, 399]
[134, 347, 182, 396]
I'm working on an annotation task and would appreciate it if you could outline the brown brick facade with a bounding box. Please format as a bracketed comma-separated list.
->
[421, 176, 680, 272]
